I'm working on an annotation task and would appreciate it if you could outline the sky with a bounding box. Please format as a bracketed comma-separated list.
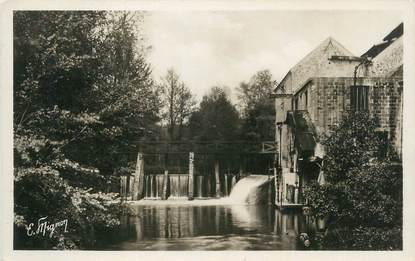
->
[142, 10, 403, 101]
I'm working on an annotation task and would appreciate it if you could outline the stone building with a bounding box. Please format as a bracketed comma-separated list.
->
[273, 23, 403, 208]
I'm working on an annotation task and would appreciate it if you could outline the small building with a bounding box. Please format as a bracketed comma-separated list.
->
[273, 23, 403, 208]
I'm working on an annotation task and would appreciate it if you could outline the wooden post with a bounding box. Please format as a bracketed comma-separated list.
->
[120, 175, 127, 201]
[268, 176, 272, 205]
[215, 158, 221, 198]
[188, 152, 195, 200]
[225, 164, 231, 196]
[274, 152, 279, 206]
[206, 175, 211, 197]
[294, 184, 299, 204]
[129, 176, 135, 199]
[162, 170, 169, 200]
[132, 153, 145, 200]
[224, 173, 229, 196]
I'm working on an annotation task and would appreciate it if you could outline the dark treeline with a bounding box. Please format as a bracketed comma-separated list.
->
[157, 68, 276, 143]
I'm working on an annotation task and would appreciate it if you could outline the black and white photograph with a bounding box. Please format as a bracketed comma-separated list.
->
[1, 0, 414, 260]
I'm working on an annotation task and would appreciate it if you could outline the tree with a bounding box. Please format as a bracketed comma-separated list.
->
[159, 68, 195, 140]
[83, 11, 161, 174]
[175, 82, 196, 140]
[237, 70, 275, 141]
[13, 11, 159, 249]
[304, 111, 402, 250]
[237, 69, 275, 116]
[189, 86, 240, 142]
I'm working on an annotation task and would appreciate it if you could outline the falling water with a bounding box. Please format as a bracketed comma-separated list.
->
[231, 176, 237, 191]
[144, 175, 164, 199]
[155, 175, 164, 198]
[142, 174, 272, 203]
[227, 175, 273, 204]
[196, 176, 204, 198]
[150, 175, 156, 198]
[144, 175, 151, 198]
[169, 174, 188, 199]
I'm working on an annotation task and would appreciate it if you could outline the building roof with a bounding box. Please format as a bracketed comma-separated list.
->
[362, 22, 403, 59]
[275, 37, 358, 94]
[383, 22, 403, 42]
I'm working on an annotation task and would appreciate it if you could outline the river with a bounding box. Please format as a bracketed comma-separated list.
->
[93, 201, 318, 250]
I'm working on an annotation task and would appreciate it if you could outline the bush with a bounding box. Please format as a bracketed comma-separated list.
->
[14, 171, 121, 249]
[304, 112, 402, 250]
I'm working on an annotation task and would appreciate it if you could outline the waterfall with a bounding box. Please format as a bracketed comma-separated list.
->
[144, 176, 149, 198]
[231, 175, 237, 191]
[227, 175, 273, 204]
[155, 175, 164, 198]
[150, 175, 156, 198]
[196, 176, 204, 198]
[170, 175, 179, 198]
[168, 174, 188, 199]
[179, 175, 189, 196]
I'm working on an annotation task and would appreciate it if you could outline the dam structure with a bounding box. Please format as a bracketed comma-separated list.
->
[120, 141, 277, 205]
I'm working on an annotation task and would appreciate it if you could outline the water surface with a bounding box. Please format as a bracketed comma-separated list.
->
[97, 201, 317, 250]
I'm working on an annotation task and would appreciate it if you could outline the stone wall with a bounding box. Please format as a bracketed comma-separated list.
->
[369, 36, 403, 77]
[293, 76, 403, 153]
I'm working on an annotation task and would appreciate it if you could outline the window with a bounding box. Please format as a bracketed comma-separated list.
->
[305, 90, 308, 108]
[350, 85, 369, 111]
[294, 98, 299, 110]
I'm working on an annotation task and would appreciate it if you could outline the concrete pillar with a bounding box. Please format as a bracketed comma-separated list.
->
[162, 170, 169, 200]
[215, 159, 221, 197]
[132, 153, 145, 200]
[188, 152, 194, 200]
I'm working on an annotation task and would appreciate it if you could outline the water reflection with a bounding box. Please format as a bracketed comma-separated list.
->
[103, 204, 317, 250]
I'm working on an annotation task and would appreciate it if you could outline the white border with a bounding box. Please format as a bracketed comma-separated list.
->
[1, 1, 414, 261]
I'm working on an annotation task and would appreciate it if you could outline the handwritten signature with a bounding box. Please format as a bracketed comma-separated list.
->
[25, 216, 68, 238]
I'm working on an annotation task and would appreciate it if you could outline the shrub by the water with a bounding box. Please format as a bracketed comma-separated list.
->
[304, 112, 402, 250]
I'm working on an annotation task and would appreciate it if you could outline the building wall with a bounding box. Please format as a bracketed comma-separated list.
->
[292, 76, 403, 153]
[369, 36, 403, 77]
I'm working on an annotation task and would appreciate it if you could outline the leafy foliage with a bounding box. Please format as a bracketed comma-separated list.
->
[13, 11, 159, 249]
[189, 86, 240, 142]
[237, 70, 275, 141]
[158, 68, 196, 140]
[237, 69, 275, 116]
[304, 111, 402, 250]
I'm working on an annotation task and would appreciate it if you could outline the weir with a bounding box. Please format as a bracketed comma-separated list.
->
[131, 175, 275, 206]
[141, 174, 238, 199]
[120, 141, 278, 203]
[227, 175, 274, 205]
